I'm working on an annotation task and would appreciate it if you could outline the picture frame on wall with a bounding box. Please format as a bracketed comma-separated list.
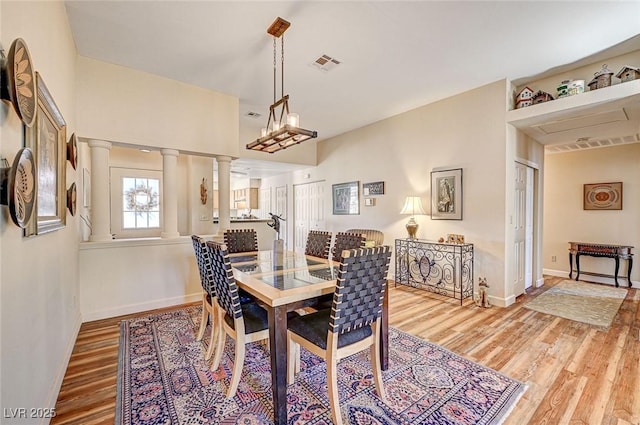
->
[25, 72, 67, 236]
[363, 181, 384, 196]
[583, 182, 622, 210]
[431, 168, 463, 220]
[332, 181, 359, 215]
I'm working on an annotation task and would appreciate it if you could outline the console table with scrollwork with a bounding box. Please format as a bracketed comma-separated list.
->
[395, 239, 474, 305]
[568, 242, 633, 287]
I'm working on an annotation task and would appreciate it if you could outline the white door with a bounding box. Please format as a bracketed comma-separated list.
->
[514, 162, 534, 296]
[259, 187, 272, 219]
[293, 181, 325, 253]
[275, 186, 287, 247]
[294, 183, 309, 253]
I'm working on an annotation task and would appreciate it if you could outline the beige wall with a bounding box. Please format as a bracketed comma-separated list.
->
[1, 0, 80, 415]
[543, 144, 639, 285]
[263, 80, 514, 303]
[76, 56, 240, 157]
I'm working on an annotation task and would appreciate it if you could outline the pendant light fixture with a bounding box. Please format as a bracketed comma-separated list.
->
[246, 17, 317, 154]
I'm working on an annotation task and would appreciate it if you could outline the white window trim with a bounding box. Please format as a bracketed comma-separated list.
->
[110, 167, 163, 239]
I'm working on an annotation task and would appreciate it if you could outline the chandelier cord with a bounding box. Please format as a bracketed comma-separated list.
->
[281, 35, 285, 99]
[272, 37, 276, 105]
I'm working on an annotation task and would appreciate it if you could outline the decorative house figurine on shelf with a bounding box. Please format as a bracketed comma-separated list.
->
[615, 65, 640, 83]
[588, 64, 615, 90]
[556, 79, 583, 98]
[515, 86, 534, 109]
[532, 90, 554, 105]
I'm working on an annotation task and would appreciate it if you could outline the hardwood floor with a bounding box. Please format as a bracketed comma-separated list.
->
[52, 276, 640, 424]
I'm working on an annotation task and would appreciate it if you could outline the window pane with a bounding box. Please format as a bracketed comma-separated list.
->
[148, 211, 160, 228]
[123, 212, 136, 229]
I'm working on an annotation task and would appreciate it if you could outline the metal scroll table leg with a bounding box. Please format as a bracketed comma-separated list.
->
[628, 258, 633, 288]
[614, 256, 620, 287]
[575, 254, 581, 281]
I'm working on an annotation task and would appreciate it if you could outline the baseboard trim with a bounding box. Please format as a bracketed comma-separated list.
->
[43, 310, 82, 424]
[543, 268, 638, 289]
[82, 293, 202, 322]
[487, 294, 515, 308]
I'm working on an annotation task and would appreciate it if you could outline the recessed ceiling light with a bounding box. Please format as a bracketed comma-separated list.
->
[140, 149, 151, 153]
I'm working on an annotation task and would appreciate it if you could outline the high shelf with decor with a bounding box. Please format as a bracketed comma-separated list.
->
[395, 238, 474, 305]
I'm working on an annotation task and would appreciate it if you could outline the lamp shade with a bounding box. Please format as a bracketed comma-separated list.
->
[400, 196, 426, 215]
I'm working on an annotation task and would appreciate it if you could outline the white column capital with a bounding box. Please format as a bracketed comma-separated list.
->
[215, 155, 233, 164]
[161, 148, 180, 157]
[87, 139, 112, 150]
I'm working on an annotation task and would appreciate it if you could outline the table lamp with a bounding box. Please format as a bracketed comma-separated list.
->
[400, 196, 426, 239]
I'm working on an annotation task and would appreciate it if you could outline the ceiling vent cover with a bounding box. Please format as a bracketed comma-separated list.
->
[311, 54, 341, 72]
[246, 111, 262, 118]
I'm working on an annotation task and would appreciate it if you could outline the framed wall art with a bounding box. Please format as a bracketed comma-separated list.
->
[25, 72, 67, 236]
[363, 181, 384, 196]
[332, 181, 359, 215]
[431, 168, 462, 220]
[583, 182, 622, 210]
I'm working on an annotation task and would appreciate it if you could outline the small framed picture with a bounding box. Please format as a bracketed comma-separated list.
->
[363, 181, 384, 196]
[364, 198, 375, 206]
[583, 182, 622, 210]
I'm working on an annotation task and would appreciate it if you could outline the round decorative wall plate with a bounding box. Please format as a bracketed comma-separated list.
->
[67, 133, 78, 170]
[8, 147, 36, 228]
[6, 38, 37, 128]
[67, 182, 77, 216]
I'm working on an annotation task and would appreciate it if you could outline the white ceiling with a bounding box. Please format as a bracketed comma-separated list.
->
[64, 1, 640, 177]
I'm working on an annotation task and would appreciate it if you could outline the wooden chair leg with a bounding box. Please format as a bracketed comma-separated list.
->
[327, 354, 343, 425]
[371, 343, 386, 400]
[205, 309, 216, 360]
[227, 338, 245, 398]
[195, 292, 208, 341]
[210, 309, 226, 371]
[287, 333, 298, 385]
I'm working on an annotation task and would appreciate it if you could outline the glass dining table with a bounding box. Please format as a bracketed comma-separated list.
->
[228, 249, 389, 425]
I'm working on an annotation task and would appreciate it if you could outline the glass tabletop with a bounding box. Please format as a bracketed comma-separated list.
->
[232, 256, 326, 274]
[253, 266, 338, 290]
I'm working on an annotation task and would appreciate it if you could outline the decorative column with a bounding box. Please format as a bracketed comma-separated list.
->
[160, 149, 180, 239]
[88, 139, 112, 241]
[216, 155, 232, 236]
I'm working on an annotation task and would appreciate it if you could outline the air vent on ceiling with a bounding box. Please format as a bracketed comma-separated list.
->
[545, 133, 640, 153]
[246, 111, 262, 118]
[311, 54, 341, 72]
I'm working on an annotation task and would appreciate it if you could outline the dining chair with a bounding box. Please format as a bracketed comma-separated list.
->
[223, 229, 258, 253]
[190, 235, 218, 360]
[331, 231, 366, 262]
[304, 230, 332, 258]
[205, 240, 271, 398]
[287, 246, 392, 425]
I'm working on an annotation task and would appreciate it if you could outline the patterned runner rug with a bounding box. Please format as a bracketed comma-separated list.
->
[524, 280, 627, 327]
[117, 305, 526, 424]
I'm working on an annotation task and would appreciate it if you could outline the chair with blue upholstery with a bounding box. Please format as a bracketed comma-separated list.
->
[223, 229, 258, 253]
[331, 231, 366, 262]
[205, 240, 271, 398]
[287, 246, 392, 425]
[190, 235, 218, 360]
[304, 230, 332, 259]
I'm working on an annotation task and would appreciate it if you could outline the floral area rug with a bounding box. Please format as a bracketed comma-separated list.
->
[117, 305, 526, 424]
[524, 280, 628, 327]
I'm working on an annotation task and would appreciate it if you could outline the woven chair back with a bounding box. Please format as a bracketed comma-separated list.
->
[305, 230, 332, 258]
[224, 229, 258, 253]
[205, 240, 243, 320]
[331, 232, 366, 262]
[329, 246, 391, 335]
[191, 235, 215, 297]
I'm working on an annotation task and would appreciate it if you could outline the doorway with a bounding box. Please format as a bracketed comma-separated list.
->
[293, 181, 326, 253]
[514, 161, 535, 296]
